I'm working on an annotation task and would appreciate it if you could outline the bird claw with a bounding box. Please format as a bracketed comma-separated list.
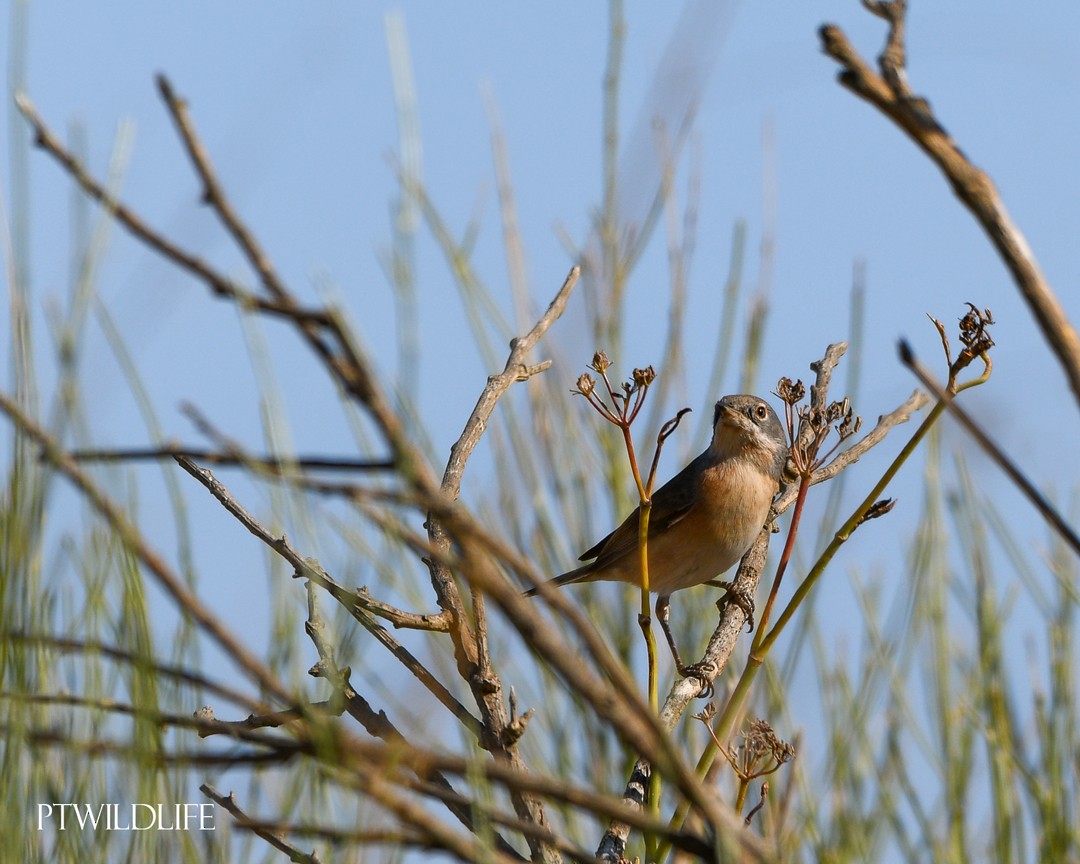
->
[678, 660, 718, 698]
[708, 580, 756, 632]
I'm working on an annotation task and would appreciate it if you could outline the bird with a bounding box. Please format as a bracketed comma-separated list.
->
[527, 394, 787, 677]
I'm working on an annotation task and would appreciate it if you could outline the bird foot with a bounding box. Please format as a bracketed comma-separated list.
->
[676, 660, 718, 699]
[705, 580, 756, 632]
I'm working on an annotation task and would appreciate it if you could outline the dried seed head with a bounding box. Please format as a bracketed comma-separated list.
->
[805, 405, 828, 433]
[692, 702, 717, 723]
[574, 373, 596, 397]
[590, 351, 612, 374]
[958, 303, 995, 353]
[776, 377, 805, 405]
[833, 399, 861, 441]
[744, 718, 795, 767]
[632, 365, 656, 390]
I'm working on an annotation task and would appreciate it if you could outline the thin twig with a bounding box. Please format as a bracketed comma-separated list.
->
[899, 341, 1080, 557]
[201, 784, 436, 862]
[156, 76, 290, 302]
[13, 725, 302, 767]
[204, 785, 323, 863]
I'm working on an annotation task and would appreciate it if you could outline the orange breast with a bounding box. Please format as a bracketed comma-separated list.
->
[595, 458, 778, 594]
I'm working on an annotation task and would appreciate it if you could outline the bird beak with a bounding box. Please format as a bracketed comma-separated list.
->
[715, 401, 739, 423]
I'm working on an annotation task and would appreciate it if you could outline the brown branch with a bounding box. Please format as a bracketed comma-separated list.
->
[4, 692, 312, 759]
[171, 455, 485, 743]
[66, 445, 394, 472]
[13, 93, 329, 324]
[201, 785, 326, 864]
[149, 76, 428, 481]
[13, 725, 302, 767]
[303, 587, 524, 859]
[202, 784, 452, 863]
[156, 76, 289, 302]
[819, 5, 1080, 410]
[193, 701, 343, 736]
[353, 587, 451, 631]
[0, 630, 260, 713]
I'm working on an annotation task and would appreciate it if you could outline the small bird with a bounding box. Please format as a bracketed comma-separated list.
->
[528, 394, 787, 675]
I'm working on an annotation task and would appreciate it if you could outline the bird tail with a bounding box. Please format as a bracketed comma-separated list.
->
[522, 566, 593, 597]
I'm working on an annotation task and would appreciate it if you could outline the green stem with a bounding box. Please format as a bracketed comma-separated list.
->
[639, 503, 661, 858]
[757, 398, 946, 658]
[734, 777, 750, 814]
[617, 414, 662, 853]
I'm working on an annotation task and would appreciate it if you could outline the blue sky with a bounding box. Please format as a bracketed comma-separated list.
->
[7, 2, 1079, 459]
[4, 0, 1080, 851]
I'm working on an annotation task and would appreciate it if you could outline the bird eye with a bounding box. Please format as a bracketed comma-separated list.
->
[754, 404, 768, 420]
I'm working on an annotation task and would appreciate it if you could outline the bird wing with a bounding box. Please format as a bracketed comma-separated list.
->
[578, 452, 706, 569]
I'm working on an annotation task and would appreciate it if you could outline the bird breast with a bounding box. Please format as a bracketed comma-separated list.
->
[648, 457, 778, 593]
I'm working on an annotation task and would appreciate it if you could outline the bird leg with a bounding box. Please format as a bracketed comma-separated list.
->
[704, 579, 756, 632]
[655, 594, 715, 698]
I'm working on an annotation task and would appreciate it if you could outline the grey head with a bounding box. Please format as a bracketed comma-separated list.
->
[710, 394, 788, 481]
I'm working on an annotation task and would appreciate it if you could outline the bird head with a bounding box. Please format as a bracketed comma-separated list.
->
[710, 395, 787, 480]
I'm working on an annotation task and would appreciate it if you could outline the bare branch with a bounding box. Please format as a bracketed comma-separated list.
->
[156, 76, 290, 302]
[201, 785, 326, 864]
[442, 265, 577, 500]
[13, 92, 330, 324]
[820, 6, 1080, 410]
[353, 587, 452, 632]
[0, 631, 261, 713]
